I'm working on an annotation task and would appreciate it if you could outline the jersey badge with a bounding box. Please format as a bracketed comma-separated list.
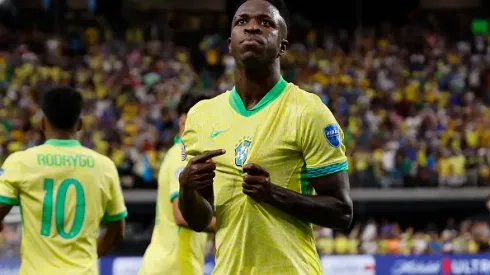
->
[323, 124, 341, 148]
[235, 137, 252, 167]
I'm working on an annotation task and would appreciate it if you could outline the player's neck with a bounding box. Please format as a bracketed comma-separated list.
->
[234, 63, 281, 110]
[44, 130, 77, 141]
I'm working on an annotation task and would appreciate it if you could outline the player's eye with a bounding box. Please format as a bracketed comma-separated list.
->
[261, 20, 272, 27]
[237, 19, 246, 26]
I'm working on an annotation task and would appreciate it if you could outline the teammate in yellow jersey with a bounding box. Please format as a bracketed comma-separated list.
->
[0, 87, 127, 274]
[139, 93, 215, 275]
[178, 0, 353, 274]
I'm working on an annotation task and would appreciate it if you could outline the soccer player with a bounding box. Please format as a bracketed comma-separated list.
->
[178, 0, 353, 274]
[139, 93, 214, 275]
[0, 87, 127, 274]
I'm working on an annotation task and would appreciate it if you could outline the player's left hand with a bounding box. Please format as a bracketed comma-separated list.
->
[242, 163, 272, 202]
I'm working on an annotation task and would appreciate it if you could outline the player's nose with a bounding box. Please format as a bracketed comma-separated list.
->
[244, 20, 262, 34]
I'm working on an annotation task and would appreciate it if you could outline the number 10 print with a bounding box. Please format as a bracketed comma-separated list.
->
[41, 178, 86, 239]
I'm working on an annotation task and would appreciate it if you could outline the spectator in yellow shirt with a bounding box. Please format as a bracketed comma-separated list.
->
[449, 148, 466, 187]
[334, 232, 349, 254]
[437, 149, 451, 187]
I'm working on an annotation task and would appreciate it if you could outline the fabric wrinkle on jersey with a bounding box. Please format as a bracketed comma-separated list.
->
[181, 77, 348, 275]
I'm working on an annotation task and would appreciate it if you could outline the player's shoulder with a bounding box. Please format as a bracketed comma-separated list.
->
[164, 143, 182, 162]
[285, 83, 330, 113]
[187, 92, 229, 117]
[3, 150, 26, 165]
[159, 142, 183, 172]
[77, 147, 117, 170]
[6, 145, 45, 163]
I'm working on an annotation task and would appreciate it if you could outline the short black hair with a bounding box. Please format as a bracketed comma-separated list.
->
[237, 0, 290, 30]
[177, 93, 210, 116]
[41, 87, 83, 130]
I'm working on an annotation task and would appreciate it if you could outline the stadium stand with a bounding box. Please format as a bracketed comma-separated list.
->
[1, 0, 490, 274]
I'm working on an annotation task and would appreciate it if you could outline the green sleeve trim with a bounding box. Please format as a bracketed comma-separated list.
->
[0, 195, 19, 206]
[169, 191, 179, 202]
[307, 161, 349, 178]
[102, 210, 128, 223]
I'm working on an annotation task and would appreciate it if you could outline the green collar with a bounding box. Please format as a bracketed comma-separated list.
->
[229, 76, 287, 117]
[45, 139, 81, 147]
[173, 136, 182, 144]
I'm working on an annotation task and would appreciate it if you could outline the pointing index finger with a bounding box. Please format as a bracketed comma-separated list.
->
[243, 163, 269, 176]
[191, 149, 226, 163]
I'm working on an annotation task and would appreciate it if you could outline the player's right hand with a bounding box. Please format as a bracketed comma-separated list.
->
[179, 149, 226, 190]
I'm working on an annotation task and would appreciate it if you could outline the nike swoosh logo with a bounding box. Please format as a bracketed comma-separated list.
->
[210, 129, 229, 138]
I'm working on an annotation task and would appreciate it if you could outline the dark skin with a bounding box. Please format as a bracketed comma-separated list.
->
[0, 116, 125, 257]
[172, 113, 215, 232]
[178, 0, 352, 232]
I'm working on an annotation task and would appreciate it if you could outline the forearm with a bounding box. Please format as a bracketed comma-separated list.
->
[178, 188, 214, 232]
[267, 184, 353, 230]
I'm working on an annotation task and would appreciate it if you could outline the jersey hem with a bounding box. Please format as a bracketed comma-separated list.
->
[102, 210, 128, 223]
[169, 191, 179, 202]
[0, 195, 19, 206]
[307, 161, 349, 178]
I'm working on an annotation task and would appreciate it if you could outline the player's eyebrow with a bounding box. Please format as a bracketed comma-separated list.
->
[234, 12, 276, 23]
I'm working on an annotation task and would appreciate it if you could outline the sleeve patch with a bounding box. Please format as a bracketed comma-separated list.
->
[181, 142, 186, 161]
[0, 168, 4, 176]
[323, 124, 341, 148]
[175, 167, 184, 179]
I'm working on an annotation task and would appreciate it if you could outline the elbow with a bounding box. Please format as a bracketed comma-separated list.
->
[337, 212, 353, 232]
[185, 216, 212, 232]
[334, 200, 353, 231]
[189, 223, 208, 233]
[180, 208, 211, 232]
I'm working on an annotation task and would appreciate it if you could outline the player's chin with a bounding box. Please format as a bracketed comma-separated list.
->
[239, 53, 267, 68]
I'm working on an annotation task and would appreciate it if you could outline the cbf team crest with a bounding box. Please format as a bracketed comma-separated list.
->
[235, 137, 252, 167]
[323, 124, 341, 148]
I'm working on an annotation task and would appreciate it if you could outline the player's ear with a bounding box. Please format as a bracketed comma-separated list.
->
[279, 39, 288, 57]
[179, 114, 187, 132]
[76, 118, 83, 132]
[227, 37, 232, 53]
[40, 116, 46, 133]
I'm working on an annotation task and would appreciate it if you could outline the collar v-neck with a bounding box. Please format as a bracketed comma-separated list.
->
[229, 76, 287, 117]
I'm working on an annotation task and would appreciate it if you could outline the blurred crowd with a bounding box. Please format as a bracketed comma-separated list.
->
[162, 218, 490, 257]
[1, 217, 489, 258]
[2, 22, 490, 188]
[314, 218, 490, 256]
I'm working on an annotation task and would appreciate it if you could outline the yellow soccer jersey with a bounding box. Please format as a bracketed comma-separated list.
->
[182, 77, 348, 275]
[0, 139, 127, 275]
[139, 137, 207, 275]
